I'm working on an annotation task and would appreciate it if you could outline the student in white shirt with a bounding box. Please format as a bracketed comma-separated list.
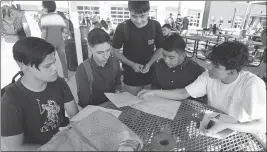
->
[138, 41, 266, 135]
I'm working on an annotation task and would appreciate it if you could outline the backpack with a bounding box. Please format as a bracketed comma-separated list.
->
[122, 19, 157, 42]
[1, 71, 70, 127]
[71, 57, 120, 107]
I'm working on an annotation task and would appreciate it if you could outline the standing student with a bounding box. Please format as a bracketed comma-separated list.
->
[40, 1, 69, 81]
[112, 1, 164, 96]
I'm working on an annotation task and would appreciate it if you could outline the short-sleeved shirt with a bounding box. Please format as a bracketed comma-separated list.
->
[75, 57, 121, 107]
[153, 57, 205, 89]
[40, 13, 65, 47]
[1, 78, 74, 145]
[112, 19, 164, 86]
[185, 71, 266, 123]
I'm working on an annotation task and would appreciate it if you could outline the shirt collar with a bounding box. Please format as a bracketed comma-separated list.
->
[89, 57, 112, 69]
[174, 56, 189, 70]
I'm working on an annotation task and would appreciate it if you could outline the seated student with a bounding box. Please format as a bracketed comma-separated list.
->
[162, 24, 173, 39]
[1, 37, 79, 151]
[152, 34, 205, 90]
[138, 41, 266, 134]
[75, 28, 122, 108]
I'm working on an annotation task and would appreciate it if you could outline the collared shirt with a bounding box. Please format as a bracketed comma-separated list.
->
[75, 57, 121, 107]
[153, 57, 205, 90]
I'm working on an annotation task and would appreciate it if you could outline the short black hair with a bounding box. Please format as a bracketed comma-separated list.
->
[128, 1, 150, 14]
[42, 1, 56, 13]
[162, 24, 172, 29]
[87, 28, 110, 47]
[162, 34, 186, 54]
[207, 41, 249, 72]
[13, 37, 55, 70]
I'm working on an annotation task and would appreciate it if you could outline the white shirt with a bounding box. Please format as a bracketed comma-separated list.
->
[185, 71, 266, 123]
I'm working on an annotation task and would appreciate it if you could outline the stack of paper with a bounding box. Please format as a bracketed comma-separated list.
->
[104, 92, 143, 107]
[199, 110, 238, 139]
[71, 105, 122, 122]
[105, 92, 181, 120]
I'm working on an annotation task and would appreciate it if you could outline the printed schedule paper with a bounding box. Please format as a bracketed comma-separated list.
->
[104, 92, 143, 107]
[130, 96, 181, 120]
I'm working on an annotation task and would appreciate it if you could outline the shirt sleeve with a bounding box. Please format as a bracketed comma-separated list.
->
[185, 71, 209, 98]
[239, 77, 266, 122]
[154, 21, 164, 50]
[1, 94, 24, 137]
[75, 63, 91, 108]
[58, 78, 74, 104]
[112, 23, 124, 49]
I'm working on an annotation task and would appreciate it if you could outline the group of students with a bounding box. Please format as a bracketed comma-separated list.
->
[1, 1, 266, 151]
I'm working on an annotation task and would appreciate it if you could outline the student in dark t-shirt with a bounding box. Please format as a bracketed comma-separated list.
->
[1, 37, 79, 151]
[112, 1, 164, 96]
[152, 34, 205, 90]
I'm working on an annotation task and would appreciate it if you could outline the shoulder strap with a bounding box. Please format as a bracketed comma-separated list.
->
[82, 59, 93, 102]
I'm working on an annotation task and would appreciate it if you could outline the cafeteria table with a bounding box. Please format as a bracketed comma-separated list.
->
[183, 35, 218, 59]
[100, 99, 265, 151]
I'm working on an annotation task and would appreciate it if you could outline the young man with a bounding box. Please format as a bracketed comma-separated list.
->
[152, 34, 205, 90]
[1, 37, 79, 151]
[75, 28, 122, 108]
[181, 16, 189, 36]
[162, 24, 172, 39]
[112, 1, 164, 96]
[138, 41, 266, 135]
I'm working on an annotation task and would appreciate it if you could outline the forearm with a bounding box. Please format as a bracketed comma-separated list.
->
[154, 88, 190, 100]
[147, 48, 163, 66]
[228, 118, 266, 134]
[112, 48, 135, 67]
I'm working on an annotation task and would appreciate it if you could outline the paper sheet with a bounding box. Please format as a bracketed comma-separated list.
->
[104, 92, 143, 108]
[130, 96, 181, 120]
[71, 105, 122, 122]
[199, 110, 238, 139]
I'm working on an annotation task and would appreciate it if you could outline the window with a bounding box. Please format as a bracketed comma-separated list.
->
[233, 16, 242, 28]
[188, 9, 201, 27]
[110, 7, 130, 25]
[77, 6, 100, 25]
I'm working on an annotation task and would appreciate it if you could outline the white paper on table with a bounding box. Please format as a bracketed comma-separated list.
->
[104, 92, 143, 108]
[130, 96, 181, 120]
[199, 110, 238, 139]
[71, 105, 122, 122]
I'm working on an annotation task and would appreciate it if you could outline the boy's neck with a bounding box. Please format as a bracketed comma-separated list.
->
[221, 72, 239, 84]
[21, 75, 47, 92]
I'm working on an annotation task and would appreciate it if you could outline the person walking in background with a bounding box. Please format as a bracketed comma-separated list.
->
[181, 16, 189, 36]
[57, 11, 72, 40]
[40, 1, 69, 81]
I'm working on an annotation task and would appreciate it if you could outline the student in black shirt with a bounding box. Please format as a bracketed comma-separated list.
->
[162, 24, 172, 40]
[112, 1, 164, 96]
[1, 37, 79, 151]
[152, 34, 205, 90]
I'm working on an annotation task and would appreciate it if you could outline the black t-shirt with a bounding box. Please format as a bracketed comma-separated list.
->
[112, 19, 164, 86]
[1, 77, 74, 145]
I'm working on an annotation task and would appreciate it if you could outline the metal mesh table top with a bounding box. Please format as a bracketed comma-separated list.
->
[100, 99, 265, 151]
